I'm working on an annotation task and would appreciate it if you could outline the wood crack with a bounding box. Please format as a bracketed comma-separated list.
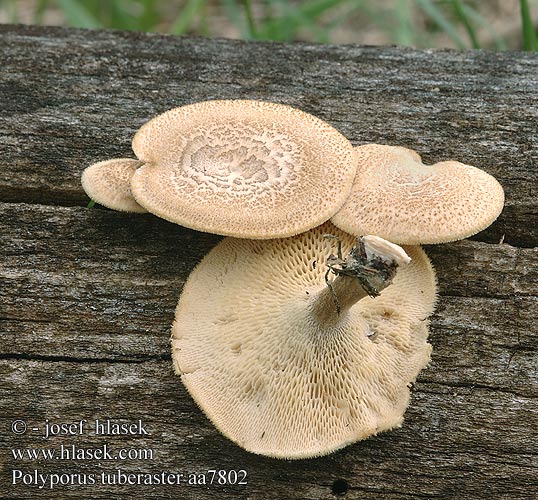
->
[418, 379, 537, 399]
[0, 352, 170, 364]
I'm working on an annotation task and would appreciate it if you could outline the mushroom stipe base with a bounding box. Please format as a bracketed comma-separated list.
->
[324, 235, 406, 315]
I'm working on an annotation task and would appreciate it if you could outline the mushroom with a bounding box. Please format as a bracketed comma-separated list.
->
[172, 222, 437, 459]
[331, 144, 505, 244]
[81, 158, 147, 213]
[82, 100, 358, 239]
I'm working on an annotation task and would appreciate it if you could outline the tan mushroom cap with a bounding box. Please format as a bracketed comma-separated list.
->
[130, 100, 357, 238]
[172, 222, 437, 459]
[81, 158, 147, 213]
[331, 144, 505, 244]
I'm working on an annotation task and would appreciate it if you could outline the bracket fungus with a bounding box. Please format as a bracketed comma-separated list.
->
[331, 144, 505, 244]
[81, 100, 357, 239]
[172, 222, 437, 459]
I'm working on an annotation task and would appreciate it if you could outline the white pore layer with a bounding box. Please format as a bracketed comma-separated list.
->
[172, 223, 437, 459]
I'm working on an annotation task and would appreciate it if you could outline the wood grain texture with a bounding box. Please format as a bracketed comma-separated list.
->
[0, 25, 536, 499]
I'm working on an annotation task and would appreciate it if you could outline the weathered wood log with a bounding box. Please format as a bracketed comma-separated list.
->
[1, 24, 536, 499]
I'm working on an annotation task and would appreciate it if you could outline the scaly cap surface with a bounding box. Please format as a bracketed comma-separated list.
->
[331, 144, 505, 244]
[81, 158, 147, 213]
[131, 100, 357, 238]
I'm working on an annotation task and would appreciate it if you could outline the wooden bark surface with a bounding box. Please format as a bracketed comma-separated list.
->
[1, 25, 537, 499]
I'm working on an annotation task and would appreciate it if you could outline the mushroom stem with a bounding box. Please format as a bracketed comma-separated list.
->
[310, 274, 368, 324]
[310, 235, 411, 325]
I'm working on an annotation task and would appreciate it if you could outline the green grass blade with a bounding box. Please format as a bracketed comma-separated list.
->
[87, 199, 96, 208]
[56, 0, 103, 29]
[452, 0, 480, 48]
[34, 0, 52, 25]
[1, 0, 19, 23]
[322, 2, 366, 39]
[460, 2, 507, 50]
[259, 0, 344, 43]
[520, 0, 537, 51]
[170, 0, 207, 35]
[395, 0, 415, 46]
[415, 0, 467, 49]
[297, 0, 348, 18]
[136, 0, 163, 32]
[222, 0, 250, 39]
[108, 0, 135, 31]
[101, 0, 160, 32]
[274, 0, 328, 41]
[242, 0, 258, 39]
[198, 1, 210, 36]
